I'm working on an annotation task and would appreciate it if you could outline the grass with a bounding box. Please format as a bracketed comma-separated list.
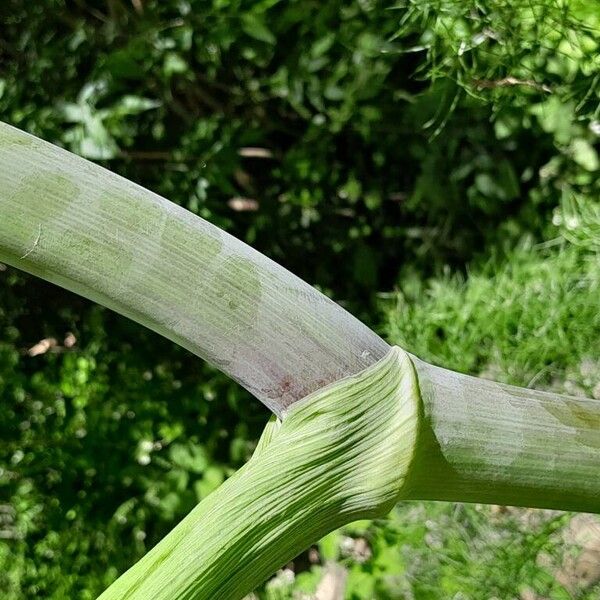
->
[389, 243, 600, 393]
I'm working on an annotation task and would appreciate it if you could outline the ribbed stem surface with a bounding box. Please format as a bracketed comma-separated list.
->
[407, 358, 600, 513]
[98, 347, 420, 600]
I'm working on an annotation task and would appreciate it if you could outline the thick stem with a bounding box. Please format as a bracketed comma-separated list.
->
[406, 358, 600, 513]
[3, 122, 599, 599]
[98, 347, 420, 600]
[0, 122, 387, 414]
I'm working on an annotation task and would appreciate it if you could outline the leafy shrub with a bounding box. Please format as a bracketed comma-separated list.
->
[2, 0, 596, 299]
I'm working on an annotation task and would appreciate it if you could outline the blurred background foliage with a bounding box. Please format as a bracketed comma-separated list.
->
[0, 0, 598, 598]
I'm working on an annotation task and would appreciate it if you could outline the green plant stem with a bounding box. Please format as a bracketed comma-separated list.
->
[97, 351, 599, 600]
[2, 122, 599, 600]
[407, 358, 600, 513]
[0, 121, 387, 415]
[98, 347, 420, 600]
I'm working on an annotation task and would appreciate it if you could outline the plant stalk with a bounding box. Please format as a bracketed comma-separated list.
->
[0, 121, 387, 415]
[1, 122, 599, 599]
[407, 358, 600, 513]
[97, 347, 420, 600]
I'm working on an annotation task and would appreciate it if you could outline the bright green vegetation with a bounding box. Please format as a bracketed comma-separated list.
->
[390, 242, 600, 387]
[1, 0, 599, 598]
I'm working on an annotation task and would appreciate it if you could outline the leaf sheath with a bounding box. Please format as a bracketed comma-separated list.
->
[98, 347, 420, 599]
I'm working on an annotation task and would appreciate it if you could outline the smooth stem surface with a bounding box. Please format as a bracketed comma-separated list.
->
[0, 121, 387, 414]
[98, 347, 420, 600]
[407, 358, 600, 513]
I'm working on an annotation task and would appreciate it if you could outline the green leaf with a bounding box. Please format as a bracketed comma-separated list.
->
[163, 52, 188, 77]
[318, 530, 341, 561]
[168, 443, 209, 474]
[194, 466, 225, 500]
[113, 95, 161, 117]
[571, 138, 599, 171]
[530, 97, 575, 144]
[311, 33, 336, 58]
[241, 14, 276, 45]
